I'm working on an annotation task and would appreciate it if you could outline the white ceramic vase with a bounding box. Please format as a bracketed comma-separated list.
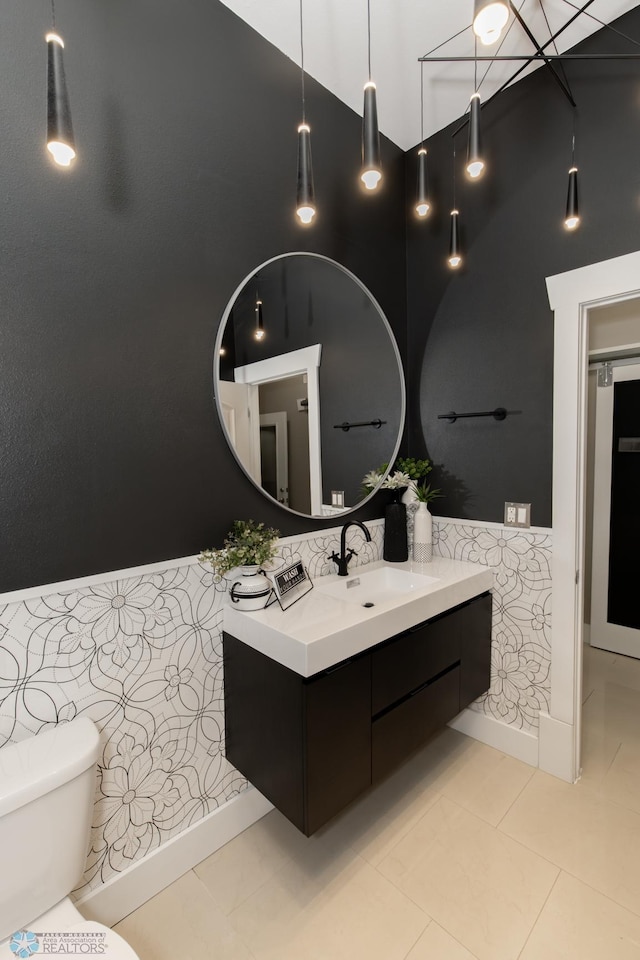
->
[229, 565, 273, 610]
[413, 502, 433, 563]
[401, 484, 419, 506]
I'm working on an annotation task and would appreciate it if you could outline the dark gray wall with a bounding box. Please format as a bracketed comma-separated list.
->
[406, 7, 640, 527]
[0, 0, 406, 592]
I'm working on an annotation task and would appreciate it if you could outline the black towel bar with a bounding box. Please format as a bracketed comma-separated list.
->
[438, 408, 507, 423]
[333, 419, 387, 431]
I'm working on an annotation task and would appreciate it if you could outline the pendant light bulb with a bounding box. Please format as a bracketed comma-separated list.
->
[254, 299, 265, 341]
[46, 31, 76, 168]
[296, 123, 316, 225]
[296, 2, 316, 225]
[415, 148, 431, 218]
[473, 0, 509, 46]
[564, 166, 580, 230]
[361, 82, 382, 190]
[448, 210, 462, 269]
[466, 93, 485, 180]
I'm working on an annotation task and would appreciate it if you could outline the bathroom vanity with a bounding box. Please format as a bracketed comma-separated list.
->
[223, 557, 493, 836]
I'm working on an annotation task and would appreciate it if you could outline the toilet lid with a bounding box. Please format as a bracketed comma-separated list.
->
[1, 921, 140, 960]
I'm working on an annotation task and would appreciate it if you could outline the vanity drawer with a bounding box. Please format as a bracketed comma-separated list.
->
[372, 612, 462, 715]
[371, 665, 460, 782]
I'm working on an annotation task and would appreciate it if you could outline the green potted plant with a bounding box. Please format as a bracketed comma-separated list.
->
[412, 480, 442, 504]
[394, 458, 433, 483]
[199, 520, 280, 610]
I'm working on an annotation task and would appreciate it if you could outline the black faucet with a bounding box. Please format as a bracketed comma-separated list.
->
[328, 520, 372, 576]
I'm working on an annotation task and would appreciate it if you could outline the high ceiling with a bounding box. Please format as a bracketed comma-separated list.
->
[219, 0, 640, 150]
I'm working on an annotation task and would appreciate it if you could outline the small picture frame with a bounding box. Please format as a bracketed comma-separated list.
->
[269, 560, 313, 611]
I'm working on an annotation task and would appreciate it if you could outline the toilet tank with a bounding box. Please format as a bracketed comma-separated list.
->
[0, 718, 100, 942]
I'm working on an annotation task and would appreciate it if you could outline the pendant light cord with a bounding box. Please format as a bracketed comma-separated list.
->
[474, 36, 478, 93]
[51, 0, 56, 29]
[420, 61, 424, 146]
[367, 0, 372, 81]
[452, 142, 457, 208]
[299, 0, 306, 123]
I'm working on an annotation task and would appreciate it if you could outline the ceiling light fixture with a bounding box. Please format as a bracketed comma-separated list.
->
[466, 41, 485, 180]
[296, 0, 316, 225]
[564, 133, 580, 230]
[46, 0, 76, 168]
[449, 210, 462, 269]
[415, 62, 431, 218]
[361, 0, 382, 191]
[466, 93, 484, 179]
[473, 0, 509, 47]
[254, 297, 265, 340]
[448, 145, 462, 270]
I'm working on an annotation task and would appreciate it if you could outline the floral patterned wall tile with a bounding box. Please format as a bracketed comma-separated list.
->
[0, 523, 383, 897]
[0, 516, 550, 898]
[434, 520, 552, 732]
[0, 564, 245, 895]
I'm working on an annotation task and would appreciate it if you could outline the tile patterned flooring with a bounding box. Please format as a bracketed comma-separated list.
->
[115, 645, 640, 959]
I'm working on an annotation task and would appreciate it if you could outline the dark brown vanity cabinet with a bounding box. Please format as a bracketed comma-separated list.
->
[224, 590, 491, 836]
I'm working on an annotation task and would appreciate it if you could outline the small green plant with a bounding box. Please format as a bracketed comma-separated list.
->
[413, 480, 442, 504]
[199, 519, 280, 577]
[394, 458, 433, 482]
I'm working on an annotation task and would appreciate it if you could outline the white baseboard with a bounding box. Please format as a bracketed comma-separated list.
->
[449, 707, 539, 767]
[538, 711, 577, 783]
[76, 787, 273, 927]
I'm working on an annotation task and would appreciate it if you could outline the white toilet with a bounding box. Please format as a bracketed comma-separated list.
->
[0, 718, 140, 959]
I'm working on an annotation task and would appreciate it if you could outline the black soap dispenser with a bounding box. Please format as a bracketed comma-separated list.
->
[383, 494, 408, 562]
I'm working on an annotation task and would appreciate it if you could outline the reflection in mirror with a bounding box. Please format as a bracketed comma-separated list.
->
[215, 253, 405, 519]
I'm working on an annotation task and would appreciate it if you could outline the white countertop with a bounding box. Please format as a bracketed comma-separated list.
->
[223, 557, 493, 677]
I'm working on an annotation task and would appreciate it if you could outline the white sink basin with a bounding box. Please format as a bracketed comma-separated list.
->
[225, 557, 494, 676]
[314, 565, 439, 608]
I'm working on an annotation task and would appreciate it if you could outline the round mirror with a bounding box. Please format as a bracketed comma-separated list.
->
[214, 252, 405, 518]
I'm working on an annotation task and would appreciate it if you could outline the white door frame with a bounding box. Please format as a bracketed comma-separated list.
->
[544, 250, 640, 782]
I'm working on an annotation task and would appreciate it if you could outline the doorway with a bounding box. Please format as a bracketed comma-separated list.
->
[546, 250, 640, 783]
[587, 311, 640, 659]
[259, 411, 289, 506]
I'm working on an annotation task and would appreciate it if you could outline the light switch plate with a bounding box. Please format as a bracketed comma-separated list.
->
[504, 502, 531, 528]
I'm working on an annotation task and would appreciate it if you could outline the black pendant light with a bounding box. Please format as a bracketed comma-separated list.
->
[254, 297, 265, 340]
[466, 44, 485, 180]
[415, 62, 431, 218]
[46, 1, 75, 168]
[361, 0, 382, 191]
[448, 145, 462, 269]
[296, 0, 316, 225]
[448, 211, 462, 269]
[564, 133, 580, 231]
[466, 93, 485, 179]
[473, 0, 509, 46]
